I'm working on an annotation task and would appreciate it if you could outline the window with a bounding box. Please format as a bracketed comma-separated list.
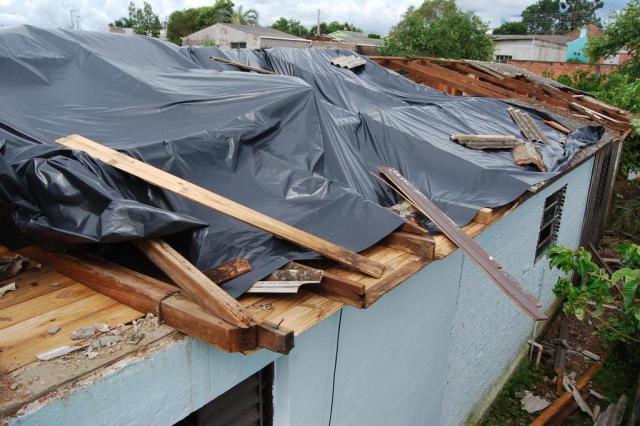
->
[495, 55, 512, 63]
[230, 42, 247, 49]
[175, 364, 273, 426]
[536, 185, 566, 260]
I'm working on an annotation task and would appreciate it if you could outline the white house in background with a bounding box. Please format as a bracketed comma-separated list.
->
[182, 23, 311, 49]
[491, 34, 577, 62]
[107, 25, 167, 40]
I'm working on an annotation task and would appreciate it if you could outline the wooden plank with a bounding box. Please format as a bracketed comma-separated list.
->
[56, 135, 385, 279]
[210, 56, 275, 74]
[398, 220, 428, 235]
[133, 240, 294, 353]
[133, 239, 254, 328]
[0, 283, 94, 330]
[543, 120, 572, 134]
[0, 268, 73, 311]
[379, 231, 435, 258]
[474, 208, 493, 225]
[161, 293, 256, 353]
[19, 246, 178, 316]
[241, 291, 343, 336]
[0, 302, 141, 373]
[256, 321, 294, 354]
[204, 258, 252, 284]
[379, 166, 547, 320]
[18, 247, 271, 353]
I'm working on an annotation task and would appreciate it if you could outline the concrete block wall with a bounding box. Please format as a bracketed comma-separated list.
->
[10, 159, 595, 426]
[440, 158, 593, 425]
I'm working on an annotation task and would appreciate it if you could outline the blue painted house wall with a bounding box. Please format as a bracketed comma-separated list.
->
[567, 28, 589, 63]
[10, 158, 594, 426]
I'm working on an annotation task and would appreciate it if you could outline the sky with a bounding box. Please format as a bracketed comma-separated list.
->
[0, 0, 631, 36]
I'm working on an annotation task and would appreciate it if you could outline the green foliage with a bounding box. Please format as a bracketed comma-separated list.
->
[196, 0, 235, 28]
[111, 17, 132, 28]
[367, 33, 381, 39]
[379, 0, 494, 60]
[166, 8, 202, 45]
[548, 244, 640, 342]
[587, 0, 640, 64]
[480, 360, 544, 425]
[271, 18, 309, 37]
[166, 1, 258, 45]
[228, 5, 258, 25]
[522, 0, 602, 34]
[493, 21, 528, 35]
[128, 1, 162, 38]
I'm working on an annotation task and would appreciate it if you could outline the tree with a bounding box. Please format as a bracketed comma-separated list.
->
[112, 17, 132, 28]
[549, 244, 640, 343]
[271, 18, 309, 37]
[166, 0, 235, 45]
[493, 21, 528, 35]
[227, 5, 259, 25]
[521, 0, 603, 34]
[368, 33, 381, 39]
[379, 0, 494, 60]
[196, 0, 235, 28]
[587, 0, 640, 74]
[128, 1, 162, 37]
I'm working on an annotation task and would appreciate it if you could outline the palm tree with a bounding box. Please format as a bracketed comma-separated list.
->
[229, 6, 258, 25]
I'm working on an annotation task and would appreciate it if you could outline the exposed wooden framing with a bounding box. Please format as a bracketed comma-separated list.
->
[398, 220, 429, 235]
[474, 208, 493, 225]
[56, 135, 385, 279]
[204, 258, 252, 284]
[379, 231, 435, 258]
[161, 293, 257, 353]
[18, 246, 178, 316]
[369, 56, 633, 133]
[379, 166, 547, 320]
[210, 56, 275, 74]
[133, 239, 254, 328]
[19, 246, 294, 354]
[543, 120, 572, 134]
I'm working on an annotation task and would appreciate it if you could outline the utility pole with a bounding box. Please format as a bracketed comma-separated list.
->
[317, 9, 320, 36]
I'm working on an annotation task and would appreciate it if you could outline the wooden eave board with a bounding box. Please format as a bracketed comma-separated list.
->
[239, 291, 343, 336]
[0, 247, 143, 373]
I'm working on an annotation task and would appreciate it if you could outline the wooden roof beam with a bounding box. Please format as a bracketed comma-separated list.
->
[56, 135, 385, 279]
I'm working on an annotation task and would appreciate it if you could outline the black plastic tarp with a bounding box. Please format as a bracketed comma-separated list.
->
[0, 26, 602, 296]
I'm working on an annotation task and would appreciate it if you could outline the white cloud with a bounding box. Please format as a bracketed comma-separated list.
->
[0, 0, 630, 34]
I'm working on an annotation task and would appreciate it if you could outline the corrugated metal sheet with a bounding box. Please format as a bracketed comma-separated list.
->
[330, 55, 366, 70]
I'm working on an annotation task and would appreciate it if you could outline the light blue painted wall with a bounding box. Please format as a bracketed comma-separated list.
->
[10, 337, 280, 426]
[329, 252, 463, 426]
[273, 312, 340, 426]
[11, 159, 595, 426]
[440, 158, 593, 425]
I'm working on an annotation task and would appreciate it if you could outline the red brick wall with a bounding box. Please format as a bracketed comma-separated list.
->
[506, 60, 619, 78]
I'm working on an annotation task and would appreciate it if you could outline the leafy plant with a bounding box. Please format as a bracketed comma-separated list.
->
[379, 0, 494, 60]
[548, 244, 640, 342]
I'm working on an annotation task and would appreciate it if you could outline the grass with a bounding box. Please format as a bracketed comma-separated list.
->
[481, 360, 545, 426]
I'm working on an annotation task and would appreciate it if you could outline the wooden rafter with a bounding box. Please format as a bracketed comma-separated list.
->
[56, 134, 385, 279]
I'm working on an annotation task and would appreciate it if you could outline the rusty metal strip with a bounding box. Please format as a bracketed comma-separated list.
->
[378, 166, 547, 320]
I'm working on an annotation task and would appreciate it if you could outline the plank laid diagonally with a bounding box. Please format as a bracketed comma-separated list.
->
[56, 135, 384, 279]
[378, 166, 547, 321]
